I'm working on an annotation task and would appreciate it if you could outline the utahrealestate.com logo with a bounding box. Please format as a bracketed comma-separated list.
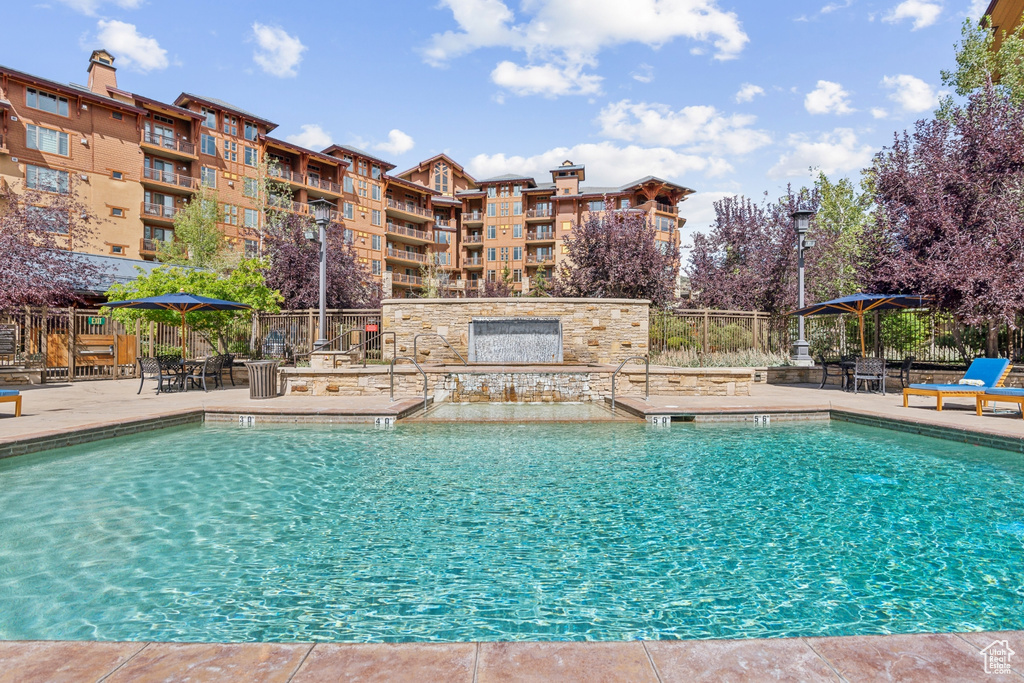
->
[981, 640, 1015, 675]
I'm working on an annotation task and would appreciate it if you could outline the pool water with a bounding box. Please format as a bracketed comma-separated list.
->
[0, 421, 1022, 643]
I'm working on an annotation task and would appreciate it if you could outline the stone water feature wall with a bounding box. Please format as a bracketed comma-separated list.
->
[382, 298, 650, 365]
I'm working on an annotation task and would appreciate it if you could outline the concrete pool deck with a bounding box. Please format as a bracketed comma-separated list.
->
[2, 380, 1024, 679]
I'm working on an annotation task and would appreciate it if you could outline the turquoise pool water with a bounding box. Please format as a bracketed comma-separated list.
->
[0, 421, 1022, 643]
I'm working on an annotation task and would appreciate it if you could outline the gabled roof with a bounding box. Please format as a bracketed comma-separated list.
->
[264, 136, 348, 166]
[477, 173, 536, 185]
[395, 153, 474, 182]
[131, 92, 204, 120]
[617, 175, 695, 195]
[384, 173, 440, 195]
[0, 64, 147, 115]
[174, 93, 278, 129]
[322, 144, 396, 171]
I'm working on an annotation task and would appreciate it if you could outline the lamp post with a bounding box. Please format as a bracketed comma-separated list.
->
[308, 198, 335, 351]
[791, 206, 816, 366]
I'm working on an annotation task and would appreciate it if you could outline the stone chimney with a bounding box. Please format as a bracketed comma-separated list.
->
[87, 50, 117, 95]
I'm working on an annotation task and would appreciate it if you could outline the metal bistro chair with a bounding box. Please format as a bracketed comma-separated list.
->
[853, 357, 887, 395]
[818, 355, 855, 390]
[218, 352, 236, 387]
[137, 357, 176, 395]
[185, 356, 221, 392]
[890, 355, 915, 389]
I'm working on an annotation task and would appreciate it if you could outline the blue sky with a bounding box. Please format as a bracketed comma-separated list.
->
[7, 0, 989, 250]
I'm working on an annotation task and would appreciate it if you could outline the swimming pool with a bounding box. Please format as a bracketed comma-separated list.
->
[0, 421, 1022, 643]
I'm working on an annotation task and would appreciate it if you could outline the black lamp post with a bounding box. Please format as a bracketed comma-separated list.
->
[308, 198, 335, 351]
[791, 206, 816, 365]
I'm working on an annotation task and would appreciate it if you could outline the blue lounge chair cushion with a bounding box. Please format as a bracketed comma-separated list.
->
[909, 358, 1010, 391]
[984, 387, 1024, 397]
[0, 389, 19, 397]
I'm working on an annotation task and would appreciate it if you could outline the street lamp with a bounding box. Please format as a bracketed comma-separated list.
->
[791, 206, 816, 366]
[308, 198, 336, 351]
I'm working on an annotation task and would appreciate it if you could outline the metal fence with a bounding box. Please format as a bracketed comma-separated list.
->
[650, 309, 780, 355]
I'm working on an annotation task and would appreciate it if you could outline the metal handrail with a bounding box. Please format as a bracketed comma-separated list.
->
[610, 355, 650, 412]
[413, 333, 467, 366]
[390, 355, 429, 413]
[343, 331, 396, 367]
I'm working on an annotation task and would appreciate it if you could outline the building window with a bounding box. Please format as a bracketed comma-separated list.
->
[243, 177, 258, 197]
[244, 122, 258, 141]
[25, 164, 69, 194]
[357, 160, 368, 176]
[486, 269, 496, 282]
[26, 88, 69, 117]
[223, 140, 237, 162]
[433, 161, 449, 193]
[371, 234, 381, 250]
[487, 225, 496, 239]
[513, 246, 522, 261]
[589, 200, 605, 212]
[27, 205, 69, 232]
[357, 180, 368, 198]
[244, 208, 259, 227]
[200, 133, 217, 156]
[500, 247, 509, 261]
[500, 202, 509, 217]
[620, 198, 631, 209]
[111, 170, 124, 181]
[145, 225, 173, 241]
[110, 207, 125, 217]
[435, 231, 450, 244]
[513, 202, 522, 216]
[244, 146, 258, 166]
[487, 187, 497, 198]
[201, 107, 216, 129]
[344, 228, 354, 244]
[26, 124, 69, 156]
[513, 223, 522, 238]
[513, 268, 522, 283]
[372, 259, 381, 275]
[513, 185, 522, 196]
[243, 239, 258, 258]
[371, 165, 381, 179]
[500, 185, 510, 197]
[110, 244, 125, 254]
[487, 204, 496, 217]
[111, 111, 123, 120]
[371, 184, 380, 201]
[344, 202, 354, 220]
[200, 166, 216, 188]
[487, 247, 496, 261]
[371, 209, 381, 226]
[344, 176, 354, 193]
[222, 116, 238, 136]
[222, 204, 238, 225]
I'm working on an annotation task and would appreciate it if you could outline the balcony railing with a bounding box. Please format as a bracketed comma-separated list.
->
[435, 219, 452, 228]
[525, 208, 552, 219]
[141, 202, 179, 220]
[306, 176, 341, 193]
[462, 211, 484, 222]
[268, 196, 308, 214]
[141, 132, 195, 156]
[139, 238, 159, 254]
[526, 230, 554, 241]
[267, 167, 302, 183]
[386, 247, 428, 264]
[463, 234, 483, 244]
[142, 166, 196, 189]
[463, 256, 483, 266]
[386, 198, 431, 219]
[392, 272, 424, 286]
[386, 222, 430, 241]
[640, 200, 678, 215]
[526, 254, 554, 265]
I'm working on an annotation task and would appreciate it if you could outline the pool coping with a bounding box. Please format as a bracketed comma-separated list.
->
[3, 399, 1024, 459]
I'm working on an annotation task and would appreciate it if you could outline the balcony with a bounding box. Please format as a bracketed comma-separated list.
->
[461, 210, 484, 225]
[141, 166, 196, 194]
[391, 272, 424, 288]
[526, 253, 554, 265]
[140, 132, 197, 160]
[385, 247, 428, 265]
[141, 202, 179, 223]
[139, 237, 160, 256]
[385, 222, 431, 245]
[640, 200, 678, 215]
[463, 256, 484, 269]
[525, 208, 553, 222]
[386, 198, 432, 224]
[267, 167, 303, 186]
[525, 229, 555, 243]
[306, 176, 342, 197]
[463, 233, 483, 246]
[435, 219, 452, 229]
[267, 196, 309, 215]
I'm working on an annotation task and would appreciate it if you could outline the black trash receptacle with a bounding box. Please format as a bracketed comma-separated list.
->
[245, 360, 280, 399]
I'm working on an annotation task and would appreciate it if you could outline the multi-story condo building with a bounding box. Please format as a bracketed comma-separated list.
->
[0, 51, 692, 297]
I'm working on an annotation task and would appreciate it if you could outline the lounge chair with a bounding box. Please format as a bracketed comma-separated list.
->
[0, 389, 21, 417]
[903, 358, 1012, 411]
[976, 387, 1024, 419]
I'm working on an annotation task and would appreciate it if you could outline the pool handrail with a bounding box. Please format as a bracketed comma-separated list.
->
[412, 333, 467, 366]
[610, 355, 650, 413]
[390, 355, 430, 413]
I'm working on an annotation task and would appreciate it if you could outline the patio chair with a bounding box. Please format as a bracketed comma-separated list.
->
[137, 357, 176, 395]
[903, 358, 1012, 411]
[853, 357, 886, 395]
[976, 387, 1024, 419]
[889, 356, 915, 389]
[216, 352, 236, 386]
[0, 389, 21, 417]
[185, 356, 221, 392]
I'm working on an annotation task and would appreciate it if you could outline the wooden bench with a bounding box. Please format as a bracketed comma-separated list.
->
[0, 389, 21, 417]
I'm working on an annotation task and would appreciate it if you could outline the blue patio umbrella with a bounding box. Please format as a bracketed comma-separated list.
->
[103, 291, 251, 360]
[790, 293, 932, 356]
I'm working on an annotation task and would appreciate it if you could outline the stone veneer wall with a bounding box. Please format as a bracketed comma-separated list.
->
[381, 298, 650, 366]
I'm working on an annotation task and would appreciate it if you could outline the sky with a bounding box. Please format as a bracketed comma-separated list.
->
[4, 0, 991, 254]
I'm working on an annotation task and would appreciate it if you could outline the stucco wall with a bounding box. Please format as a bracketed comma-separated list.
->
[381, 298, 650, 365]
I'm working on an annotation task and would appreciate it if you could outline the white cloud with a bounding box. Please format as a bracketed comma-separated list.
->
[821, 0, 853, 13]
[374, 129, 415, 155]
[968, 0, 990, 19]
[251, 23, 306, 78]
[804, 80, 855, 115]
[57, 0, 141, 16]
[423, 0, 748, 97]
[467, 142, 712, 188]
[631, 63, 655, 84]
[871, 107, 889, 118]
[769, 128, 875, 179]
[596, 99, 772, 156]
[882, 74, 939, 112]
[883, 1, 942, 30]
[95, 20, 167, 72]
[735, 83, 764, 103]
[491, 61, 602, 97]
[285, 124, 332, 150]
